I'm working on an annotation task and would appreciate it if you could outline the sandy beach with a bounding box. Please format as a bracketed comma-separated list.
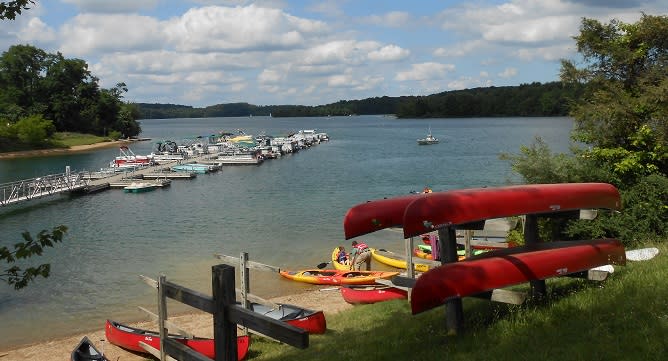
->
[0, 288, 353, 360]
[0, 140, 130, 159]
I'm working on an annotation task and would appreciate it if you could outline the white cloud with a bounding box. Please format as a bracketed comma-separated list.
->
[16, 17, 57, 44]
[498, 67, 518, 78]
[447, 76, 493, 90]
[433, 40, 484, 57]
[367, 45, 410, 62]
[258, 68, 285, 84]
[59, 14, 164, 56]
[62, 0, 159, 14]
[395, 62, 455, 81]
[164, 5, 328, 53]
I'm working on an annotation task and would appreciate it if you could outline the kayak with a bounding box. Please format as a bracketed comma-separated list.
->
[331, 247, 351, 270]
[105, 319, 250, 360]
[279, 269, 398, 285]
[413, 246, 482, 260]
[71, 336, 109, 361]
[340, 285, 408, 304]
[247, 302, 327, 334]
[370, 248, 430, 272]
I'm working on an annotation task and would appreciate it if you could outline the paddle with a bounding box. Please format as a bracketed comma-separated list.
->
[316, 261, 330, 269]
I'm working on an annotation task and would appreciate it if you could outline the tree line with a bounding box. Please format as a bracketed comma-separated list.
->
[0, 44, 141, 152]
[136, 81, 583, 119]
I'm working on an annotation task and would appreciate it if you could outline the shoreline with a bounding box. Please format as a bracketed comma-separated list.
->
[0, 288, 353, 360]
[0, 140, 130, 159]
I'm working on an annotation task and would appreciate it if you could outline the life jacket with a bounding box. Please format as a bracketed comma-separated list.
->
[353, 242, 369, 252]
[337, 251, 347, 262]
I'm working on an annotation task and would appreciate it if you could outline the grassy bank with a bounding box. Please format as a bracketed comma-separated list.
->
[249, 242, 667, 361]
[51, 132, 111, 147]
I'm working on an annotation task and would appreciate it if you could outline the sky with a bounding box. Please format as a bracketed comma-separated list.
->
[0, 1, 664, 107]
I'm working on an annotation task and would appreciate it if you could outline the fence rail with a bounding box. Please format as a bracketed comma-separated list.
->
[0, 168, 89, 206]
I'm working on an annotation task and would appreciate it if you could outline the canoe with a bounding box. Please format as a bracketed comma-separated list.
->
[71, 336, 109, 361]
[370, 248, 430, 272]
[343, 183, 621, 239]
[105, 319, 250, 360]
[410, 238, 626, 314]
[331, 247, 350, 270]
[340, 285, 408, 304]
[248, 302, 327, 334]
[413, 246, 482, 260]
[279, 269, 399, 285]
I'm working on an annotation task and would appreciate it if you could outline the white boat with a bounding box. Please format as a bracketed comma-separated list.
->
[217, 152, 264, 165]
[417, 127, 439, 145]
[110, 146, 154, 168]
[123, 182, 157, 193]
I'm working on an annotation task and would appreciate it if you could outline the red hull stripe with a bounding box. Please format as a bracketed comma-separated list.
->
[410, 238, 626, 314]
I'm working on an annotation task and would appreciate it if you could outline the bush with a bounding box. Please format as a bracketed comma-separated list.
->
[566, 174, 668, 245]
[14, 114, 55, 145]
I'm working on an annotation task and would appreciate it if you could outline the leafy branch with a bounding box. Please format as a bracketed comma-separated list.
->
[0, 225, 67, 290]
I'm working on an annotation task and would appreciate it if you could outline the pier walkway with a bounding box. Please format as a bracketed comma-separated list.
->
[1, 154, 216, 207]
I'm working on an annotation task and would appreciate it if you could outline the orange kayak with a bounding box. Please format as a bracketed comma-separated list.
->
[279, 269, 398, 285]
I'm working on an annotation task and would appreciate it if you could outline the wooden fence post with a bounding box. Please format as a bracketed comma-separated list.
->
[439, 227, 463, 335]
[158, 274, 167, 361]
[212, 264, 239, 361]
[524, 215, 546, 298]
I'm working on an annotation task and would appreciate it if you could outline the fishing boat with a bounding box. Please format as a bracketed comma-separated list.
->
[110, 145, 154, 169]
[410, 238, 626, 314]
[417, 127, 438, 145]
[279, 269, 398, 285]
[340, 285, 408, 304]
[217, 152, 264, 165]
[105, 319, 250, 360]
[123, 182, 157, 193]
[370, 248, 431, 272]
[71, 336, 108, 361]
[247, 302, 326, 334]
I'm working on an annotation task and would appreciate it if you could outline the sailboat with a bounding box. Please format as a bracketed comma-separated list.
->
[417, 126, 439, 145]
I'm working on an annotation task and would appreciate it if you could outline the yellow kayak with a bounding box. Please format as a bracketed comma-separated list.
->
[371, 248, 430, 273]
[331, 248, 351, 270]
[279, 269, 399, 285]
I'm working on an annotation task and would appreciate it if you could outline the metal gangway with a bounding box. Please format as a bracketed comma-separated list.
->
[0, 167, 89, 207]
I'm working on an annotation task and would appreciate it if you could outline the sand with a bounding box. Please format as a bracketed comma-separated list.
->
[0, 288, 352, 360]
[0, 140, 130, 159]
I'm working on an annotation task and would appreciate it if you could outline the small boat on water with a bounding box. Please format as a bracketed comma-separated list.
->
[71, 336, 108, 361]
[170, 163, 214, 174]
[417, 127, 439, 145]
[110, 145, 154, 169]
[279, 269, 398, 285]
[247, 302, 327, 334]
[105, 319, 250, 360]
[123, 182, 157, 193]
[340, 285, 408, 305]
[217, 151, 264, 165]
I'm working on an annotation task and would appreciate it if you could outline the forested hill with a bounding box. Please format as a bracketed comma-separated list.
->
[136, 81, 583, 119]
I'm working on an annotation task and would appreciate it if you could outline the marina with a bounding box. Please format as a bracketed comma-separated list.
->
[0, 115, 574, 350]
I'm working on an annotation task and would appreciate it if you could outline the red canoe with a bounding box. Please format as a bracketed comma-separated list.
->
[343, 183, 621, 239]
[401, 183, 621, 238]
[340, 285, 408, 304]
[105, 319, 250, 360]
[410, 238, 626, 314]
[248, 302, 327, 334]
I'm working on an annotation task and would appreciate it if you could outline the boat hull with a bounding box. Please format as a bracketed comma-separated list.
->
[105, 319, 249, 360]
[72, 336, 108, 361]
[340, 285, 408, 304]
[410, 238, 626, 314]
[249, 302, 326, 334]
[279, 269, 399, 285]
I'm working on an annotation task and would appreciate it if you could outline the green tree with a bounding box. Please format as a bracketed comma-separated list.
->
[1, 225, 67, 290]
[14, 113, 55, 145]
[0, 0, 34, 20]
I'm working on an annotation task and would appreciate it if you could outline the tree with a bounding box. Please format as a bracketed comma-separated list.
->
[0, 0, 34, 20]
[503, 15, 668, 245]
[1, 225, 67, 290]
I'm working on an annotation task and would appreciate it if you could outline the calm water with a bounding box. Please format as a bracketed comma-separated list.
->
[0, 115, 574, 349]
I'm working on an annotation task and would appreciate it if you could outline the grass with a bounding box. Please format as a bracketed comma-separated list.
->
[51, 132, 111, 147]
[247, 242, 668, 361]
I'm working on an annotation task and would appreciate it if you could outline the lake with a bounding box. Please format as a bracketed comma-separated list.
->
[0, 115, 574, 349]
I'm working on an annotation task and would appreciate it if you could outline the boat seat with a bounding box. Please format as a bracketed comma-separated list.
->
[281, 309, 306, 320]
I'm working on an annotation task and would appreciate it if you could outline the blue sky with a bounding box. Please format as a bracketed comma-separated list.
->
[1, 0, 663, 107]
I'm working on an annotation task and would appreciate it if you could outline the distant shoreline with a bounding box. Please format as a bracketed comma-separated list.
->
[0, 140, 130, 159]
